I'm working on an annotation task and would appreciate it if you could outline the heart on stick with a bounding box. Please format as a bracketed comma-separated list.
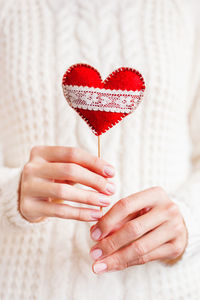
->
[62, 63, 145, 136]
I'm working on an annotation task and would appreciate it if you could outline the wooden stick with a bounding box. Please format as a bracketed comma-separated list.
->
[98, 135, 101, 158]
[98, 135, 103, 213]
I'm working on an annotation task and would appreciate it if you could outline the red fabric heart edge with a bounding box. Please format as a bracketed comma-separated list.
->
[62, 63, 145, 136]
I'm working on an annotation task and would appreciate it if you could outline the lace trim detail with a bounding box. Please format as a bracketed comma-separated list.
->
[62, 84, 144, 113]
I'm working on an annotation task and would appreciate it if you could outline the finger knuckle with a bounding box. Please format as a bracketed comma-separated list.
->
[170, 242, 183, 258]
[133, 241, 146, 257]
[126, 220, 143, 238]
[67, 147, 79, 162]
[20, 198, 31, 217]
[22, 180, 31, 195]
[150, 185, 164, 194]
[112, 254, 124, 270]
[123, 261, 130, 269]
[151, 186, 167, 200]
[138, 254, 149, 265]
[106, 237, 118, 252]
[174, 220, 184, 235]
[75, 208, 83, 221]
[167, 202, 180, 217]
[30, 145, 43, 158]
[119, 197, 131, 212]
[23, 163, 34, 177]
[30, 146, 38, 157]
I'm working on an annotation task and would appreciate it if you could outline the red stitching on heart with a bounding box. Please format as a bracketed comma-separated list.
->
[62, 63, 146, 136]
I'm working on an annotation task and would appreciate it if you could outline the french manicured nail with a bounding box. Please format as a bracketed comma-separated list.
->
[90, 211, 102, 220]
[91, 227, 102, 240]
[93, 262, 107, 274]
[106, 182, 115, 194]
[99, 196, 111, 205]
[104, 165, 115, 177]
[90, 248, 102, 260]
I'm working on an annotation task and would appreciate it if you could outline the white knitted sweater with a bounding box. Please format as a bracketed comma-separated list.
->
[0, 0, 200, 299]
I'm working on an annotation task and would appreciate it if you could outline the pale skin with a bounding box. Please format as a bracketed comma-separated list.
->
[19, 146, 116, 223]
[19, 146, 188, 274]
[89, 187, 188, 274]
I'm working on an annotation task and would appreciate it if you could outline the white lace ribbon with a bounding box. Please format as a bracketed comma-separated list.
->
[62, 84, 144, 113]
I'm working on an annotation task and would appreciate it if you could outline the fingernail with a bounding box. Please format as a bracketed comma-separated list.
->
[90, 248, 102, 260]
[93, 262, 107, 274]
[99, 196, 111, 205]
[103, 165, 115, 177]
[91, 227, 102, 240]
[106, 182, 115, 194]
[90, 211, 102, 220]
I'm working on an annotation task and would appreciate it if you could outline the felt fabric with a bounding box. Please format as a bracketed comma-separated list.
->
[62, 63, 145, 135]
[1, 1, 200, 299]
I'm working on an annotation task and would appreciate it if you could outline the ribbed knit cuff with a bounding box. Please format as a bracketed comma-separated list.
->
[0, 166, 50, 229]
[168, 192, 200, 261]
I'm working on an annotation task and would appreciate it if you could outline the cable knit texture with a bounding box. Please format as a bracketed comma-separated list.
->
[0, 0, 200, 299]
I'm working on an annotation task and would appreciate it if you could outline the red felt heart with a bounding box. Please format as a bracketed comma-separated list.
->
[62, 63, 145, 135]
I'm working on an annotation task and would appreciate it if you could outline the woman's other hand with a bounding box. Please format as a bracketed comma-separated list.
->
[19, 146, 115, 223]
[89, 186, 188, 274]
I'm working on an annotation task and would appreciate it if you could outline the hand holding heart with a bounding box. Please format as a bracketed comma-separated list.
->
[19, 146, 116, 223]
[89, 187, 188, 274]
[18, 145, 188, 270]
[61, 64, 188, 272]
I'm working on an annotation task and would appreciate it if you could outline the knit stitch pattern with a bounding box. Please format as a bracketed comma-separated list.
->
[0, 0, 200, 299]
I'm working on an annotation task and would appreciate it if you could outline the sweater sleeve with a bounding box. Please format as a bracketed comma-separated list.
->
[0, 1, 51, 230]
[0, 157, 50, 229]
[169, 96, 200, 260]
[167, 19, 200, 260]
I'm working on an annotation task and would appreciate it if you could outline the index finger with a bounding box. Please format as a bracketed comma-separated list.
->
[90, 187, 163, 241]
[30, 146, 115, 178]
